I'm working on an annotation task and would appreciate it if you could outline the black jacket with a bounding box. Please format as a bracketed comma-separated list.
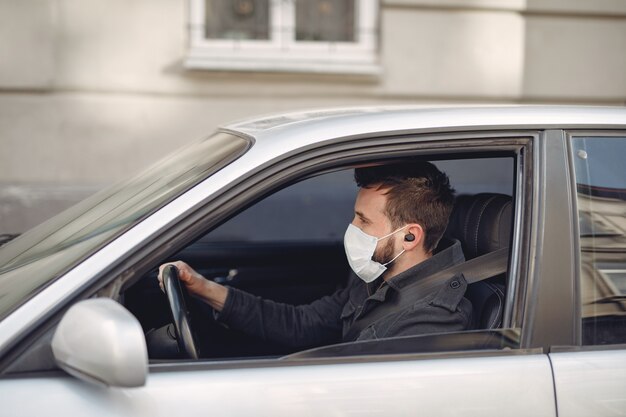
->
[216, 238, 472, 349]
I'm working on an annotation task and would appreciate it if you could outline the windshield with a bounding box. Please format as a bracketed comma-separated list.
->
[0, 132, 249, 320]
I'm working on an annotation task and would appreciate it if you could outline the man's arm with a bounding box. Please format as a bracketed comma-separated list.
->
[158, 261, 347, 349]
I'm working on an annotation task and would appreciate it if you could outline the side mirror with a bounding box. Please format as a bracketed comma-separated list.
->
[51, 298, 148, 388]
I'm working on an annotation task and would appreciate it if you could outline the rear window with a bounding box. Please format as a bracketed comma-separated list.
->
[572, 135, 626, 345]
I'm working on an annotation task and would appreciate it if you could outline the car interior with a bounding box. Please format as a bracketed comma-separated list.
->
[123, 155, 517, 361]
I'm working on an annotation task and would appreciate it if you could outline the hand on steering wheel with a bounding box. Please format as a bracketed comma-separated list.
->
[161, 264, 199, 359]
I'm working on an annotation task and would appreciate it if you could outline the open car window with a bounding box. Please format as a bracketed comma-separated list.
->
[127, 153, 519, 363]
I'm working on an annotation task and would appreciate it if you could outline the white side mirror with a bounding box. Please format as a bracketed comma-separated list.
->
[51, 298, 148, 388]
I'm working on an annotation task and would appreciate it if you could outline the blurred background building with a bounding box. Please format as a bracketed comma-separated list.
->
[1, 0, 625, 233]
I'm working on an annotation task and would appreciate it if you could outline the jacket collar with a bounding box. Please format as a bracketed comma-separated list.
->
[387, 237, 465, 291]
[367, 238, 465, 300]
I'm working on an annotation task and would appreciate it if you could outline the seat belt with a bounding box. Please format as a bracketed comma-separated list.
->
[344, 247, 509, 341]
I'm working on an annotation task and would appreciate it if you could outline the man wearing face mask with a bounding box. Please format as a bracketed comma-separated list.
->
[158, 161, 471, 347]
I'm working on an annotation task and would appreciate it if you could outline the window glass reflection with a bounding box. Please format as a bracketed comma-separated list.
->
[295, 0, 355, 42]
[573, 136, 626, 345]
[205, 0, 270, 40]
[0, 133, 249, 320]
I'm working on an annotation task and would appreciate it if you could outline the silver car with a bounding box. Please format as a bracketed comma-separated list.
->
[1, 106, 625, 416]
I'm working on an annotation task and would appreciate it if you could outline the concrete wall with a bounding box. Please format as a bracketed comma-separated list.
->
[0, 0, 625, 232]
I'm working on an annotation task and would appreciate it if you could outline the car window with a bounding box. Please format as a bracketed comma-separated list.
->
[572, 135, 626, 345]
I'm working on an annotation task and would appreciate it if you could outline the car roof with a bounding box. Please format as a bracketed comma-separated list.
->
[221, 105, 626, 146]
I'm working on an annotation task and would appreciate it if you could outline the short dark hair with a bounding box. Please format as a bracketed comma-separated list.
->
[354, 161, 455, 253]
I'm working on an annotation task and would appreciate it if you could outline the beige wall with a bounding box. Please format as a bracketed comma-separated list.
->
[0, 0, 625, 231]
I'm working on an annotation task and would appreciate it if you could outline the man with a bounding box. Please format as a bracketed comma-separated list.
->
[158, 161, 471, 349]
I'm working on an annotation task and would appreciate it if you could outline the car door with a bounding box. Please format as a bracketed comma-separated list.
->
[2, 130, 559, 417]
[549, 133, 626, 417]
[137, 132, 555, 417]
[5, 349, 556, 417]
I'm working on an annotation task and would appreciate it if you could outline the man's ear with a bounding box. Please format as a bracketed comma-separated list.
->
[403, 224, 425, 251]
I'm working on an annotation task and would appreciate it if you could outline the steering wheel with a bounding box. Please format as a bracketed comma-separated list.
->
[162, 264, 199, 359]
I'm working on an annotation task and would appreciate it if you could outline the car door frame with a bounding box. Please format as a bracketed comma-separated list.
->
[2, 130, 536, 363]
[548, 129, 626, 417]
[121, 130, 536, 336]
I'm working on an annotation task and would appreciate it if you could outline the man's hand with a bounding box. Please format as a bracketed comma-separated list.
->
[158, 261, 207, 296]
[157, 261, 228, 311]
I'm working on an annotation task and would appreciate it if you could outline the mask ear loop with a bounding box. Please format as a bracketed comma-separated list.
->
[376, 225, 408, 242]
[382, 249, 405, 266]
[377, 225, 409, 266]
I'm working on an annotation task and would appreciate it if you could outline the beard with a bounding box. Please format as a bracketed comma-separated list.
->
[372, 236, 396, 265]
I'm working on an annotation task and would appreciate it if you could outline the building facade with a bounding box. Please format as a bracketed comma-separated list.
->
[1, 0, 625, 232]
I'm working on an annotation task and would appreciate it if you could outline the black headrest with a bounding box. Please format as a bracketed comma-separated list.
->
[445, 193, 512, 259]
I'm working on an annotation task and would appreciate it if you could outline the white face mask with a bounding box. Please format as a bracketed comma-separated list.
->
[343, 223, 408, 283]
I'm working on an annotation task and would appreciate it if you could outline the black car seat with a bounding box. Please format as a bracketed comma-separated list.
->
[444, 193, 513, 329]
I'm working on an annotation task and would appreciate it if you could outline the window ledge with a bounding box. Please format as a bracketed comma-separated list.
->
[184, 55, 381, 76]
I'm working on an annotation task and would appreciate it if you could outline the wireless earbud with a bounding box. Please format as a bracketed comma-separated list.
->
[404, 233, 415, 242]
